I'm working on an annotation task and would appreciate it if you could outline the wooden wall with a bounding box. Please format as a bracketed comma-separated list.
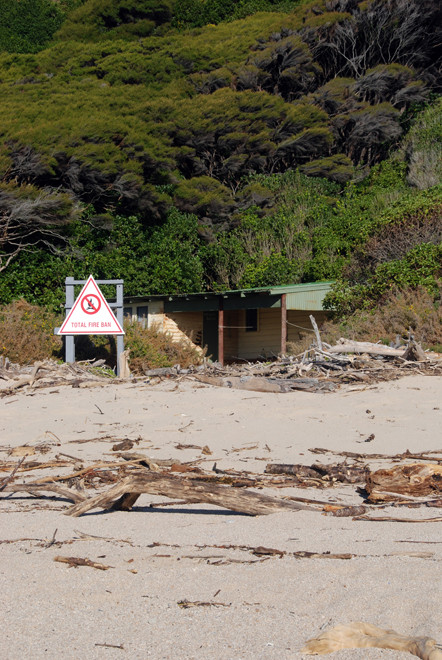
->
[166, 312, 203, 346]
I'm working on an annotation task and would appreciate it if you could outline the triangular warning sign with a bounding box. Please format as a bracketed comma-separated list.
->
[58, 275, 124, 335]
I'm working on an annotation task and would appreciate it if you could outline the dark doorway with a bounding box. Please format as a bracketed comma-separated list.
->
[203, 311, 218, 361]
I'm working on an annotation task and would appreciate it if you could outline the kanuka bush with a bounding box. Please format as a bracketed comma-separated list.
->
[124, 321, 205, 373]
[320, 284, 442, 350]
[0, 300, 62, 363]
[0, 0, 65, 54]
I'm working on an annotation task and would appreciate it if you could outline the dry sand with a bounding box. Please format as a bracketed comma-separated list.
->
[1, 373, 441, 659]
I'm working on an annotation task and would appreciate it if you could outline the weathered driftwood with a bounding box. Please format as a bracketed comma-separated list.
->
[353, 515, 442, 523]
[0, 359, 125, 398]
[402, 340, 427, 361]
[265, 462, 367, 484]
[0, 456, 25, 491]
[327, 339, 405, 357]
[310, 447, 442, 463]
[324, 504, 367, 517]
[65, 473, 310, 517]
[365, 463, 442, 503]
[2, 483, 86, 503]
[301, 622, 442, 659]
[194, 374, 335, 393]
[118, 349, 131, 379]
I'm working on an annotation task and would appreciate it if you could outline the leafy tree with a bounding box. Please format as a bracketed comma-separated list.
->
[0, 0, 441, 314]
[142, 208, 204, 294]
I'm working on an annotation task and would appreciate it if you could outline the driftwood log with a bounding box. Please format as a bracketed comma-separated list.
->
[366, 463, 442, 503]
[65, 473, 310, 517]
[327, 340, 406, 357]
[2, 483, 86, 503]
[265, 462, 367, 484]
[301, 622, 442, 659]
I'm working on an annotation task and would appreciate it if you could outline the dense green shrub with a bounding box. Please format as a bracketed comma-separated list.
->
[172, 0, 301, 29]
[55, 0, 174, 42]
[0, 0, 65, 53]
[0, 0, 441, 324]
[125, 321, 205, 372]
[402, 97, 442, 189]
[320, 284, 442, 350]
[0, 299, 62, 363]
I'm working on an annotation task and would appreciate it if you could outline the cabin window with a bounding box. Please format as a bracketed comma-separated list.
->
[245, 308, 258, 332]
[136, 305, 148, 328]
[123, 307, 132, 320]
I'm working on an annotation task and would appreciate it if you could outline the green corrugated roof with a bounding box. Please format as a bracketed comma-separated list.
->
[126, 281, 332, 302]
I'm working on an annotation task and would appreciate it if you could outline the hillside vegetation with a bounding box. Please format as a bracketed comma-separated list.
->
[0, 0, 441, 338]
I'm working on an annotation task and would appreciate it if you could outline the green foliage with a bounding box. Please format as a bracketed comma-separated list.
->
[321, 284, 442, 349]
[172, 0, 302, 29]
[56, 0, 173, 42]
[0, 299, 62, 363]
[124, 321, 205, 371]
[143, 208, 204, 294]
[0, 208, 202, 306]
[173, 176, 234, 220]
[300, 154, 354, 183]
[326, 244, 442, 317]
[0, 0, 441, 324]
[325, 184, 442, 316]
[201, 170, 341, 289]
[402, 96, 442, 189]
[0, 0, 64, 54]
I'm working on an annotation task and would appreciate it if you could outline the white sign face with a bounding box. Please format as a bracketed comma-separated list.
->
[58, 275, 124, 335]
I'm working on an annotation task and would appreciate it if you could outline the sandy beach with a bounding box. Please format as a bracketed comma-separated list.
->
[1, 373, 441, 659]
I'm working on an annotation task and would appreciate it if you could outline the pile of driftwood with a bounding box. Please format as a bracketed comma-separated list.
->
[146, 337, 442, 393]
[1, 332, 441, 396]
[0, 357, 120, 398]
[1, 445, 441, 519]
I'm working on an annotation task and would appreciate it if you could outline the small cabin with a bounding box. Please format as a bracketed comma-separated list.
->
[124, 282, 332, 364]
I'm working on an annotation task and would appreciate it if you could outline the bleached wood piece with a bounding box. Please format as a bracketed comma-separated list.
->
[65, 473, 310, 517]
[327, 339, 404, 356]
[301, 621, 442, 659]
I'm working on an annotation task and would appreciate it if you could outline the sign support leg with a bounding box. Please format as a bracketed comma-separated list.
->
[65, 277, 75, 364]
[116, 283, 124, 377]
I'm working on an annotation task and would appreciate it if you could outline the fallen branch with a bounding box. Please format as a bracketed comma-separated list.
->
[309, 447, 442, 463]
[65, 473, 311, 517]
[2, 483, 86, 503]
[354, 515, 442, 523]
[300, 622, 442, 659]
[0, 456, 25, 491]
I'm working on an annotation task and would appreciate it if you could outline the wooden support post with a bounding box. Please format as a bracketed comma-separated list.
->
[281, 293, 287, 355]
[116, 282, 124, 377]
[218, 297, 224, 366]
[65, 277, 75, 364]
